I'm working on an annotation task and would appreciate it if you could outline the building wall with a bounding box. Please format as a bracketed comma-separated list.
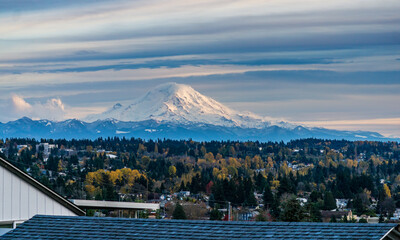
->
[0, 165, 77, 223]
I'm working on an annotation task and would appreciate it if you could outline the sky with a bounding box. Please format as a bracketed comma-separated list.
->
[0, 0, 399, 137]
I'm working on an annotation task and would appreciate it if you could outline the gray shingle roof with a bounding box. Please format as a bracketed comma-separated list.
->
[2, 215, 399, 240]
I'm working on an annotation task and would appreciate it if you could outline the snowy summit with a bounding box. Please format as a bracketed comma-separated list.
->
[85, 82, 283, 128]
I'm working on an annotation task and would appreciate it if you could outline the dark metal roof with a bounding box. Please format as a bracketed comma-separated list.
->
[3, 215, 400, 239]
[0, 157, 85, 216]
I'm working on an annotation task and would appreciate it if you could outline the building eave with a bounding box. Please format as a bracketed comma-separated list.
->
[0, 156, 85, 216]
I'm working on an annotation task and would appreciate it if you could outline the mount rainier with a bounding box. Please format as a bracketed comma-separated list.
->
[85, 82, 292, 129]
[0, 83, 394, 142]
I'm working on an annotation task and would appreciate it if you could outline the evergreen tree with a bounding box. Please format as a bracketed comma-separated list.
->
[309, 190, 321, 203]
[263, 184, 274, 209]
[267, 172, 274, 184]
[280, 197, 304, 222]
[323, 191, 336, 210]
[212, 181, 225, 202]
[102, 172, 117, 201]
[95, 191, 103, 200]
[278, 176, 293, 196]
[235, 180, 245, 204]
[173, 203, 187, 219]
[243, 177, 257, 207]
[353, 196, 364, 215]
[210, 208, 222, 220]
[190, 174, 202, 194]
[330, 215, 337, 223]
[209, 194, 215, 208]
[244, 193, 258, 207]
[209, 204, 222, 220]
[179, 181, 186, 191]
[309, 203, 322, 222]
[255, 172, 267, 192]
[160, 183, 166, 193]
[270, 196, 281, 220]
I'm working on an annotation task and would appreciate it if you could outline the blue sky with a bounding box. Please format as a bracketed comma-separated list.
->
[0, 0, 399, 136]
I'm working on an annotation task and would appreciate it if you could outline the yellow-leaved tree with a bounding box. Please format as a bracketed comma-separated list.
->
[84, 168, 146, 198]
[168, 165, 177, 177]
[383, 184, 391, 198]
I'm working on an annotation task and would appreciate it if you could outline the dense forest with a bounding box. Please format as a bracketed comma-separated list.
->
[1, 137, 399, 222]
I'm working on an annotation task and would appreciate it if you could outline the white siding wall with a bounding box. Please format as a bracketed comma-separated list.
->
[0, 165, 77, 222]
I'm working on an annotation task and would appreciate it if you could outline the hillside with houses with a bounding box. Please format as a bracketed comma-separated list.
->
[1, 138, 399, 223]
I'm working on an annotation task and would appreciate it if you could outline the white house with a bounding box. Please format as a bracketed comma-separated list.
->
[0, 157, 84, 230]
[336, 199, 349, 209]
[36, 143, 57, 159]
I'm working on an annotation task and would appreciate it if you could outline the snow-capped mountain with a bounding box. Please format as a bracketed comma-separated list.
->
[0, 83, 397, 142]
[85, 82, 291, 129]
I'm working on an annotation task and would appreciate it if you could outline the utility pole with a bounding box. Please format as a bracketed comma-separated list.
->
[228, 202, 231, 221]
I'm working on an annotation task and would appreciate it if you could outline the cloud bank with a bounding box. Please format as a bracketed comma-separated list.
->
[0, 0, 398, 136]
[10, 95, 66, 121]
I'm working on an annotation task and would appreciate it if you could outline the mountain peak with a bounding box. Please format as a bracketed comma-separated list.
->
[151, 82, 191, 93]
[84, 82, 271, 128]
[143, 82, 197, 100]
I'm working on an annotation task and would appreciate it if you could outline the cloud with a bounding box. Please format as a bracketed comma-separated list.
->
[11, 94, 32, 112]
[0, 0, 398, 136]
[10, 94, 66, 121]
[1, 0, 399, 65]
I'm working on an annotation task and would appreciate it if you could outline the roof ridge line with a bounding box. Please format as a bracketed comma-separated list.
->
[0, 157, 85, 216]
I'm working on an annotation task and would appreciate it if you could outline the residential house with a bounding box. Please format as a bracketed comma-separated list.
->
[0, 157, 84, 232]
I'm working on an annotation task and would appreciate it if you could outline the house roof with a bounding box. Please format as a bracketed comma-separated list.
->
[0, 157, 85, 216]
[3, 215, 400, 239]
[70, 199, 160, 210]
[320, 210, 349, 218]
